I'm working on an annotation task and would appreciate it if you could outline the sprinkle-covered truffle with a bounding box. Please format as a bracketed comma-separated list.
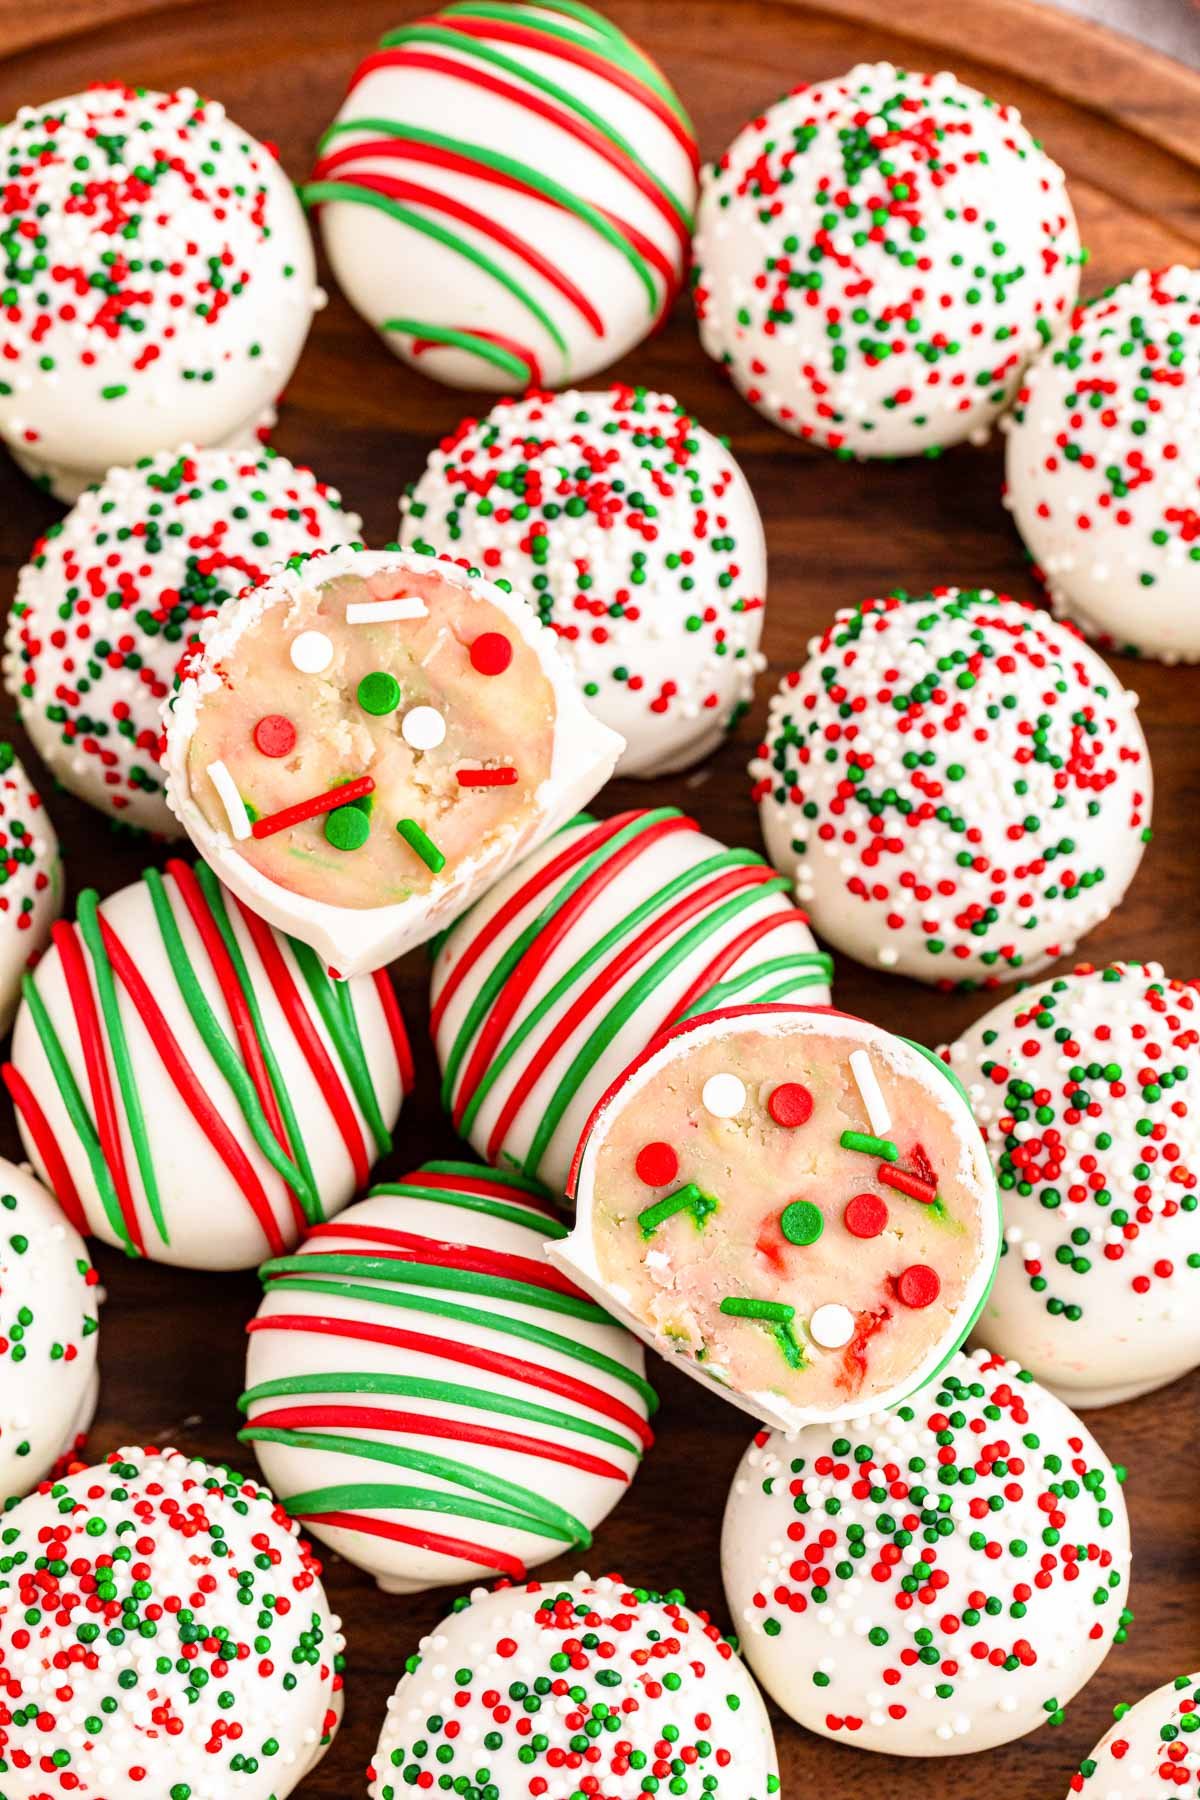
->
[402, 386, 767, 775]
[368, 1574, 779, 1800]
[1071, 1672, 1200, 1794]
[1005, 265, 1200, 663]
[6, 448, 359, 834]
[947, 961, 1200, 1407]
[750, 588, 1152, 989]
[0, 743, 60, 1035]
[0, 1445, 344, 1800]
[693, 63, 1082, 456]
[722, 1347, 1132, 1756]
[0, 85, 320, 501]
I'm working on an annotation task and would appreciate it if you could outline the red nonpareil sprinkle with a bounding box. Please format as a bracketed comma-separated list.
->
[767, 1082, 814, 1128]
[470, 632, 514, 676]
[844, 1192, 889, 1239]
[896, 1264, 941, 1308]
[456, 766, 518, 787]
[635, 1142, 679, 1188]
[253, 714, 298, 759]
[251, 775, 375, 840]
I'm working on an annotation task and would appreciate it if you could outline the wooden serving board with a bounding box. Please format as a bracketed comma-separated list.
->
[0, 1, 1197, 1794]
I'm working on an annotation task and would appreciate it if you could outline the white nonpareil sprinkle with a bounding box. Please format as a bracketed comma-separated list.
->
[206, 760, 251, 841]
[402, 705, 447, 751]
[849, 1048, 891, 1136]
[346, 596, 429, 624]
[290, 629, 334, 673]
[810, 1302, 855, 1348]
[702, 1072, 746, 1118]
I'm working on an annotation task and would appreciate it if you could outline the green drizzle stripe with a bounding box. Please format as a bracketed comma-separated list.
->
[301, 180, 569, 357]
[416, 1159, 553, 1199]
[289, 938, 392, 1155]
[381, 319, 532, 383]
[76, 892, 167, 1246]
[274, 1476, 582, 1544]
[259, 1275, 658, 1409]
[142, 869, 315, 1212]
[431, 813, 598, 959]
[263, 1252, 610, 1324]
[680, 950, 834, 1018]
[457, 846, 768, 1138]
[441, 808, 682, 1106]
[239, 1425, 590, 1544]
[196, 864, 321, 1224]
[523, 874, 794, 1178]
[369, 1181, 567, 1239]
[238, 1370, 641, 1457]
[17, 966, 130, 1250]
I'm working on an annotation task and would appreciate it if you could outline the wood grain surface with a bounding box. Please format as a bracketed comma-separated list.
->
[0, 2, 1197, 1795]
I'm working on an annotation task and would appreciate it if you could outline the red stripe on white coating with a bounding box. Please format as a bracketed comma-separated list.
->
[371, 966, 414, 1096]
[1, 1061, 87, 1234]
[657, 905, 806, 1035]
[295, 1508, 527, 1581]
[297, 1222, 586, 1298]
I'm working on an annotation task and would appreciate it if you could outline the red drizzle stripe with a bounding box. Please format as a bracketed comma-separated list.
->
[54, 920, 144, 1257]
[439, 17, 699, 173]
[657, 906, 801, 1034]
[410, 329, 542, 385]
[392, 1168, 557, 1217]
[453, 813, 694, 1126]
[352, 48, 690, 255]
[235, 900, 370, 1189]
[246, 1313, 654, 1449]
[484, 863, 773, 1162]
[97, 915, 286, 1259]
[372, 967, 414, 1097]
[296, 1508, 526, 1581]
[298, 1223, 586, 1297]
[168, 861, 306, 1239]
[249, 1403, 629, 1482]
[1, 1062, 87, 1234]
[430, 812, 643, 1037]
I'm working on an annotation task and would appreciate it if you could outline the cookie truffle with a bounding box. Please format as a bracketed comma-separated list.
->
[0, 742, 60, 1035]
[306, 5, 697, 392]
[432, 807, 833, 1195]
[164, 545, 623, 976]
[3, 858, 411, 1270]
[368, 1574, 778, 1800]
[722, 1347, 1132, 1755]
[0, 85, 319, 501]
[1071, 1672, 1200, 1795]
[240, 1160, 656, 1594]
[0, 1158, 98, 1500]
[1006, 266, 1200, 663]
[751, 588, 1152, 988]
[560, 1004, 1000, 1431]
[693, 63, 1081, 456]
[6, 447, 360, 834]
[946, 961, 1200, 1407]
[0, 1445, 344, 1800]
[401, 386, 767, 775]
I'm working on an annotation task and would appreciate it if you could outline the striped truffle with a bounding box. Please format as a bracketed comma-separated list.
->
[240, 1160, 655, 1593]
[431, 807, 834, 1193]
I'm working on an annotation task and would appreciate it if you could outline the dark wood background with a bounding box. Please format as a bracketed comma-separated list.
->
[0, 1, 1196, 1793]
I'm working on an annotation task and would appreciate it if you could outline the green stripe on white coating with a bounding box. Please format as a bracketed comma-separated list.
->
[680, 951, 835, 1018]
[289, 937, 392, 1157]
[262, 1253, 612, 1324]
[369, 1181, 567, 1238]
[271, 1473, 583, 1545]
[417, 1157, 554, 1200]
[382, 320, 533, 384]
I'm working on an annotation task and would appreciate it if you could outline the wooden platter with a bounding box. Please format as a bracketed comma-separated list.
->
[0, 1, 1197, 1794]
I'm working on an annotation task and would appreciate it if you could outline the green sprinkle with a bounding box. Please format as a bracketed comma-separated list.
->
[396, 818, 445, 872]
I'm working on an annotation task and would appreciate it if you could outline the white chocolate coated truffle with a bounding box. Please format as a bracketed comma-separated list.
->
[0, 1446, 344, 1800]
[240, 1161, 656, 1594]
[751, 588, 1152, 988]
[0, 86, 319, 500]
[0, 1157, 98, 1500]
[4, 860, 410, 1269]
[6, 447, 359, 834]
[722, 1347, 1131, 1756]
[694, 63, 1081, 455]
[0, 743, 60, 1035]
[1070, 1672, 1200, 1796]
[308, 5, 697, 392]
[947, 961, 1200, 1407]
[401, 386, 767, 775]
[369, 1574, 778, 1800]
[1005, 266, 1200, 663]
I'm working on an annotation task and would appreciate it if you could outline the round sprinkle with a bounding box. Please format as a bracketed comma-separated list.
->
[253, 714, 297, 759]
[470, 631, 514, 676]
[402, 705, 447, 750]
[844, 1192, 889, 1240]
[635, 1142, 679, 1188]
[357, 670, 401, 716]
[897, 1264, 941, 1309]
[780, 1200, 824, 1247]
[810, 1303, 856, 1349]
[290, 630, 334, 674]
[767, 1081, 814, 1128]
[324, 804, 371, 852]
[702, 1073, 746, 1119]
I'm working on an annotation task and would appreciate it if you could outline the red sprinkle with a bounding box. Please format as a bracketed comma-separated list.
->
[470, 632, 514, 676]
[897, 1264, 941, 1309]
[456, 767, 518, 787]
[767, 1082, 814, 1128]
[879, 1164, 939, 1205]
[844, 1193, 889, 1239]
[635, 1142, 679, 1188]
[251, 775, 375, 840]
[253, 714, 297, 759]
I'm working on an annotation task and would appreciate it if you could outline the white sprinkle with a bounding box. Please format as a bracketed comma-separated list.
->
[346, 597, 429, 624]
[810, 1303, 855, 1349]
[702, 1073, 746, 1118]
[206, 761, 251, 841]
[849, 1049, 891, 1135]
[290, 630, 334, 674]
[402, 705, 447, 751]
